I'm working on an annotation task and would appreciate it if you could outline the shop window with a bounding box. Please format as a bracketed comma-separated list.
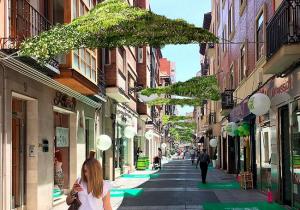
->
[256, 11, 264, 61]
[260, 129, 272, 191]
[54, 112, 70, 200]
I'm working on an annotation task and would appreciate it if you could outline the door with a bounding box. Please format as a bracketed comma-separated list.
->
[279, 105, 291, 205]
[222, 137, 227, 170]
[12, 98, 26, 209]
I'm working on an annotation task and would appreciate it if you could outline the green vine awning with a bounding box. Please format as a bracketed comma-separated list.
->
[19, 0, 217, 62]
[141, 76, 220, 106]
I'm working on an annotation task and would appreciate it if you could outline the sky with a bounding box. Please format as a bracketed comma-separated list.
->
[150, 0, 212, 116]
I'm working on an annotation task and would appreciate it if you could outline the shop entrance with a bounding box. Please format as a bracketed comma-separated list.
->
[54, 112, 70, 193]
[11, 98, 27, 209]
[222, 137, 227, 170]
[279, 105, 291, 205]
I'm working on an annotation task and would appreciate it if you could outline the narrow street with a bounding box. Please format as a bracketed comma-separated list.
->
[112, 160, 283, 210]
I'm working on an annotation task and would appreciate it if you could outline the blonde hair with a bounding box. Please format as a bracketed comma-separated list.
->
[81, 151, 103, 198]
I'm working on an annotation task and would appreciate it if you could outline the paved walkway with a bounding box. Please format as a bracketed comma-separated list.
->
[54, 159, 288, 210]
[115, 160, 287, 210]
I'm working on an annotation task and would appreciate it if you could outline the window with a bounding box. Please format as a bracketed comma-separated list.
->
[229, 64, 234, 89]
[216, 3, 220, 27]
[128, 72, 136, 98]
[256, 12, 264, 61]
[222, 26, 227, 52]
[137, 47, 143, 63]
[73, 49, 97, 82]
[72, 0, 97, 83]
[240, 0, 247, 15]
[105, 48, 110, 65]
[118, 48, 126, 73]
[228, 4, 234, 38]
[240, 44, 246, 81]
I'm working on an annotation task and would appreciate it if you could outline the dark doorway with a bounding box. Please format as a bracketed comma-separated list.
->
[12, 98, 27, 209]
[222, 137, 227, 170]
[279, 105, 291, 205]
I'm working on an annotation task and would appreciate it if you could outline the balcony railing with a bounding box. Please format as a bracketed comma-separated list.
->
[0, 0, 59, 70]
[1, 0, 51, 49]
[266, 0, 300, 59]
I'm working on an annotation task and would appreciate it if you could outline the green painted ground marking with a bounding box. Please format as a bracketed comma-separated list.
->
[198, 182, 240, 189]
[203, 201, 285, 210]
[121, 174, 160, 179]
[52, 189, 63, 198]
[110, 188, 144, 198]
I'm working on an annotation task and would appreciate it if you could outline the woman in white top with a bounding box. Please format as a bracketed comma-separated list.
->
[66, 151, 112, 210]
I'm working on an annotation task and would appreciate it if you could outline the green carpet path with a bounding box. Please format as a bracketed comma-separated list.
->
[203, 201, 286, 210]
[198, 182, 240, 189]
[110, 188, 144, 198]
[121, 173, 160, 179]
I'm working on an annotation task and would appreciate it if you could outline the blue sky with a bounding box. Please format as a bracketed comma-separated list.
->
[150, 0, 211, 115]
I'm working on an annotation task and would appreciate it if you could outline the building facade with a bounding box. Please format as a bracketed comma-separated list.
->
[208, 0, 300, 208]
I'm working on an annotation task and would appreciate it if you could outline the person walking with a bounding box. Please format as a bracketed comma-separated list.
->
[158, 148, 162, 169]
[196, 149, 210, 184]
[190, 148, 196, 165]
[66, 151, 112, 210]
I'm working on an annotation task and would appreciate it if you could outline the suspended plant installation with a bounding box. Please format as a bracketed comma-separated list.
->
[141, 76, 220, 106]
[147, 98, 202, 107]
[162, 115, 192, 125]
[19, 0, 217, 62]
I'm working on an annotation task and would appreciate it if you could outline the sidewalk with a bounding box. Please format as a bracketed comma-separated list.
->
[52, 158, 169, 210]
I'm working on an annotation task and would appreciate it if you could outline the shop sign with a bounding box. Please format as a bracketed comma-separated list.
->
[259, 76, 291, 99]
[229, 99, 250, 122]
[54, 92, 76, 111]
[56, 127, 69, 147]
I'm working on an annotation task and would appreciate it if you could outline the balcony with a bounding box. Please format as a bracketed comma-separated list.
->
[106, 70, 130, 103]
[264, 0, 300, 74]
[138, 102, 151, 121]
[0, 0, 59, 74]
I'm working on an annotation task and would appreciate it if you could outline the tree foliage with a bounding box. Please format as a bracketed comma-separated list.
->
[19, 0, 217, 62]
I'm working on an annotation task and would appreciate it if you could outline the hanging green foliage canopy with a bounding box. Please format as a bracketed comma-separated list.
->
[169, 127, 194, 142]
[141, 76, 220, 106]
[148, 98, 202, 107]
[162, 115, 191, 125]
[19, 0, 217, 62]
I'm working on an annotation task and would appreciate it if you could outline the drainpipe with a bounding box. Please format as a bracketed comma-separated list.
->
[0, 62, 6, 210]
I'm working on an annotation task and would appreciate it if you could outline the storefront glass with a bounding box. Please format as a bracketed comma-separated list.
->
[260, 127, 272, 192]
[291, 100, 300, 208]
[115, 124, 129, 174]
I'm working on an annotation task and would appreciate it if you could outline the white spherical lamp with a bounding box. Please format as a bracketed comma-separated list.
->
[145, 130, 154, 140]
[96, 135, 112, 151]
[161, 143, 167, 148]
[138, 93, 159, 102]
[248, 93, 271, 116]
[124, 126, 136, 139]
[226, 122, 238, 137]
[209, 138, 218, 147]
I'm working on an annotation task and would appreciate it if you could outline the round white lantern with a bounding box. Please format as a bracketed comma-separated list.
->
[124, 126, 136, 139]
[145, 130, 154, 140]
[138, 93, 159, 102]
[248, 93, 271, 116]
[226, 122, 238, 137]
[161, 143, 167, 148]
[96, 135, 112, 151]
[209, 138, 218, 147]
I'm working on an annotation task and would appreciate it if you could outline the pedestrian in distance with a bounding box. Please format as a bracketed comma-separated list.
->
[190, 148, 196, 165]
[158, 148, 163, 169]
[66, 151, 112, 210]
[196, 149, 210, 184]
